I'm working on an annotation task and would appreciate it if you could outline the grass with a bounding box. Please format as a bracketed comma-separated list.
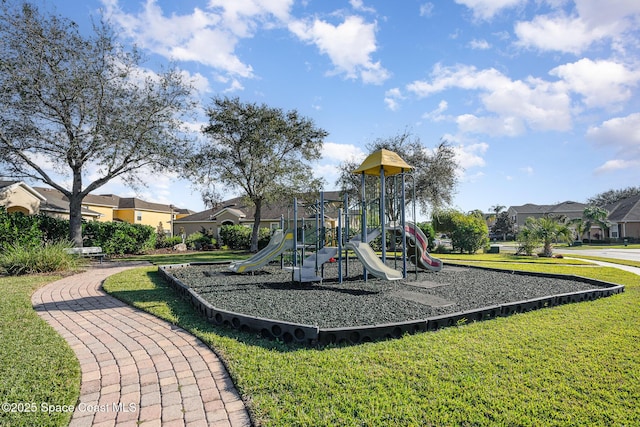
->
[102, 256, 640, 426]
[120, 249, 249, 265]
[437, 253, 592, 265]
[558, 255, 640, 269]
[0, 242, 81, 275]
[0, 274, 80, 427]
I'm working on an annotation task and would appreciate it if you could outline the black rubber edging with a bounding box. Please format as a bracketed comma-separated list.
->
[158, 263, 624, 347]
[158, 264, 319, 345]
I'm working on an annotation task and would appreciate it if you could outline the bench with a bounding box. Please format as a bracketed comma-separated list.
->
[64, 246, 106, 263]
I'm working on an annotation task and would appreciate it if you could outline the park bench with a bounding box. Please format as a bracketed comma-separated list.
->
[64, 246, 106, 263]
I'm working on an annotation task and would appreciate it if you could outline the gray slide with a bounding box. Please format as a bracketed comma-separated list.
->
[345, 240, 404, 281]
[293, 247, 339, 282]
[229, 229, 294, 273]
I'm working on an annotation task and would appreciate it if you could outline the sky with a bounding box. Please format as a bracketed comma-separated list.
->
[43, 0, 640, 216]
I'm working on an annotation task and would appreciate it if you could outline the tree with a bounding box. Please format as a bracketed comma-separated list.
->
[433, 209, 488, 254]
[0, 2, 195, 246]
[518, 216, 572, 257]
[587, 186, 640, 207]
[197, 96, 327, 252]
[568, 218, 588, 242]
[491, 211, 515, 241]
[582, 206, 610, 241]
[336, 131, 459, 219]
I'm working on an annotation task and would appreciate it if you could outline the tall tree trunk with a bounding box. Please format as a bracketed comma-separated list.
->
[250, 199, 262, 253]
[68, 173, 84, 247]
[68, 194, 84, 247]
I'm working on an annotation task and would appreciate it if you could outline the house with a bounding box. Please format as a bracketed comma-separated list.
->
[173, 191, 343, 240]
[507, 201, 588, 229]
[34, 187, 104, 221]
[604, 195, 640, 240]
[0, 180, 47, 215]
[507, 199, 640, 241]
[0, 181, 192, 234]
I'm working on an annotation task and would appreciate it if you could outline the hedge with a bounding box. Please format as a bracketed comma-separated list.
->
[0, 207, 155, 255]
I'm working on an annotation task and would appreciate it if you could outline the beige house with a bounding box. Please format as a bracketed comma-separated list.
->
[507, 199, 640, 242]
[0, 181, 46, 215]
[0, 181, 192, 234]
[173, 192, 342, 240]
[605, 195, 640, 241]
[507, 201, 588, 229]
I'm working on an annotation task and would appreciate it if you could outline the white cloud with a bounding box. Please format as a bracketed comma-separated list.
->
[587, 112, 640, 155]
[321, 142, 366, 163]
[469, 38, 491, 49]
[595, 159, 640, 174]
[514, 1, 640, 54]
[180, 70, 211, 94]
[314, 142, 367, 189]
[456, 114, 526, 137]
[349, 0, 376, 14]
[407, 64, 509, 97]
[574, 0, 640, 28]
[520, 166, 534, 176]
[384, 88, 403, 111]
[207, 0, 293, 36]
[588, 113, 640, 174]
[101, 0, 255, 78]
[514, 14, 611, 55]
[422, 100, 449, 121]
[289, 15, 390, 84]
[419, 3, 435, 17]
[407, 64, 572, 136]
[550, 58, 640, 109]
[453, 142, 488, 169]
[454, 0, 525, 20]
[222, 78, 245, 93]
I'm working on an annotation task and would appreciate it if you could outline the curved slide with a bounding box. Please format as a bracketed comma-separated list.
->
[345, 240, 404, 281]
[403, 222, 442, 272]
[229, 229, 294, 273]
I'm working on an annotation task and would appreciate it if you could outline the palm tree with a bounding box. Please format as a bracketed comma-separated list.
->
[582, 206, 610, 242]
[522, 216, 573, 257]
[569, 218, 588, 242]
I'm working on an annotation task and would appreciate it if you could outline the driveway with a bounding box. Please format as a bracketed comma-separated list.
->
[557, 248, 640, 262]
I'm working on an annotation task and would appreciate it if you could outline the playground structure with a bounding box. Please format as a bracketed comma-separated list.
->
[167, 150, 625, 346]
[228, 148, 442, 282]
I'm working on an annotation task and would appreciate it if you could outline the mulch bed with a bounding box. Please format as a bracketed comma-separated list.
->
[167, 260, 603, 328]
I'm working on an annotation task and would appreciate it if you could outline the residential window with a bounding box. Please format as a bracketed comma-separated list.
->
[136, 211, 142, 221]
[610, 225, 619, 239]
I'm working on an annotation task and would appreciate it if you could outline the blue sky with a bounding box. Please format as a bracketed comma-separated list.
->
[49, 0, 640, 216]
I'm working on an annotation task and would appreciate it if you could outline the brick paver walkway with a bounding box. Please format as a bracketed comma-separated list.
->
[32, 262, 252, 427]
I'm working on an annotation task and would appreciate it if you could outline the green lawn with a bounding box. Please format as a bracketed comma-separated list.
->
[120, 249, 249, 265]
[437, 252, 592, 264]
[102, 256, 640, 426]
[0, 275, 80, 427]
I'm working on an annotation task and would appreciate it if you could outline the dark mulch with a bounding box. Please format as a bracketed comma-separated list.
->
[167, 260, 603, 328]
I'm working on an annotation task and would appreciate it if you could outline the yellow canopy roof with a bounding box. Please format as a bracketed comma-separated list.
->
[352, 149, 413, 176]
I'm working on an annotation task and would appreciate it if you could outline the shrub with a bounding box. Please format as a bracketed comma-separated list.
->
[219, 224, 271, 250]
[433, 244, 451, 254]
[83, 221, 156, 255]
[186, 232, 214, 250]
[0, 242, 80, 275]
[258, 227, 272, 250]
[156, 235, 184, 249]
[0, 207, 42, 250]
[443, 211, 488, 254]
[417, 221, 436, 250]
[219, 225, 252, 250]
[36, 213, 69, 244]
